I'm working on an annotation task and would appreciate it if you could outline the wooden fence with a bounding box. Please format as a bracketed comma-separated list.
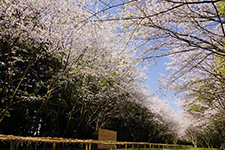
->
[0, 134, 193, 150]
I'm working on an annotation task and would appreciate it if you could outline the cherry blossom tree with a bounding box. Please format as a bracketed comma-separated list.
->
[0, 0, 148, 137]
[101, 0, 225, 147]
[1, 0, 224, 146]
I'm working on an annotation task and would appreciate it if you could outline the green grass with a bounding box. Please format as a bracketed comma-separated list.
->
[148, 148, 218, 150]
[183, 149, 218, 150]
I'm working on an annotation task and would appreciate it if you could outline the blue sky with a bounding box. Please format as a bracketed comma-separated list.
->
[145, 57, 180, 113]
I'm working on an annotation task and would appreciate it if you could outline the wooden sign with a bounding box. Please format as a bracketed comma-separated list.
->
[98, 129, 117, 149]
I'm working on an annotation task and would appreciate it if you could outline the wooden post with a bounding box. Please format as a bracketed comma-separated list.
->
[10, 141, 15, 150]
[43, 142, 46, 150]
[144, 145, 146, 150]
[125, 144, 127, 150]
[89, 143, 91, 150]
[30, 142, 32, 150]
[86, 143, 89, 150]
[115, 144, 117, 150]
[132, 144, 134, 150]
[53, 143, 56, 150]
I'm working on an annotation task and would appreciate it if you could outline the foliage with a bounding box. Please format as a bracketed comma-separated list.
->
[178, 55, 225, 148]
[0, 0, 178, 145]
[2, 0, 224, 147]
[98, 0, 225, 148]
